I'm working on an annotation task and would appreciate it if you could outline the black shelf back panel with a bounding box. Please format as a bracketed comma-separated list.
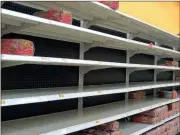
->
[2, 99, 78, 121]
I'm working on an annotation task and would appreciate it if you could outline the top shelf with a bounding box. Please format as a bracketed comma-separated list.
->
[12, 1, 180, 50]
[1, 9, 180, 59]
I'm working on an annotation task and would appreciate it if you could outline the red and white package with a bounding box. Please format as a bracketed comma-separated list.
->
[108, 130, 122, 135]
[164, 61, 179, 67]
[141, 108, 161, 117]
[99, 1, 119, 10]
[129, 91, 145, 99]
[98, 121, 119, 132]
[1, 39, 34, 56]
[132, 114, 160, 124]
[141, 105, 167, 117]
[34, 9, 72, 24]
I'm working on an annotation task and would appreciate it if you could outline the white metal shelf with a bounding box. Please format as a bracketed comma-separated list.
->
[12, 1, 180, 50]
[120, 113, 180, 135]
[2, 81, 180, 106]
[2, 97, 180, 135]
[2, 54, 180, 72]
[1, 9, 180, 59]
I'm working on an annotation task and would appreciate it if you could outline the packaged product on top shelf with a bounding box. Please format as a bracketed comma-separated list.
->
[1, 39, 34, 56]
[129, 91, 145, 99]
[99, 1, 119, 10]
[34, 8, 72, 24]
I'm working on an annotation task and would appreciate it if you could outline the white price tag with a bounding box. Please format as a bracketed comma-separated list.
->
[98, 91, 102, 94]
[60, 129, 67, 134]
[96, 120, 100, 125]
[1, 100, 6, 105]
[59, 94, 64, 98]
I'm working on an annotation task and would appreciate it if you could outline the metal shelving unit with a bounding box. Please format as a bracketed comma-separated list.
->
[1, 1, 180, 135]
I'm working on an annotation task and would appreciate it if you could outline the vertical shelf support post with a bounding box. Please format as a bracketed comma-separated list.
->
[125, 33, 136, 102]
[153, 41, 159, 97]
[78, 20, 90, 115]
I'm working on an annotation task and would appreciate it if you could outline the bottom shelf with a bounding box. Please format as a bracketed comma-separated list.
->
[120, 113, 180, 135]
[2, 97, 179, 135]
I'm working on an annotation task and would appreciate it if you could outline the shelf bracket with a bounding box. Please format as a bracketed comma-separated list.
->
[127, 32, 138, 40]
[1, 61, 26, 68]
[126, 68, 136, 75]
[156, 55, 165, 61]
[127, 50, 138, 57]
[84, 42, 99, 52]
[80, 66, 111, 75]
[2, 23, 35, 35]
[82, 20, 94, 28]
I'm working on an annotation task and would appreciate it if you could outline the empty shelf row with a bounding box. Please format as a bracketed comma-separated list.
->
[2, 97, 180, 135]
[1, 9, 180, 59]
[2, 55, 180, 72]
[2, 81, 180, 106]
